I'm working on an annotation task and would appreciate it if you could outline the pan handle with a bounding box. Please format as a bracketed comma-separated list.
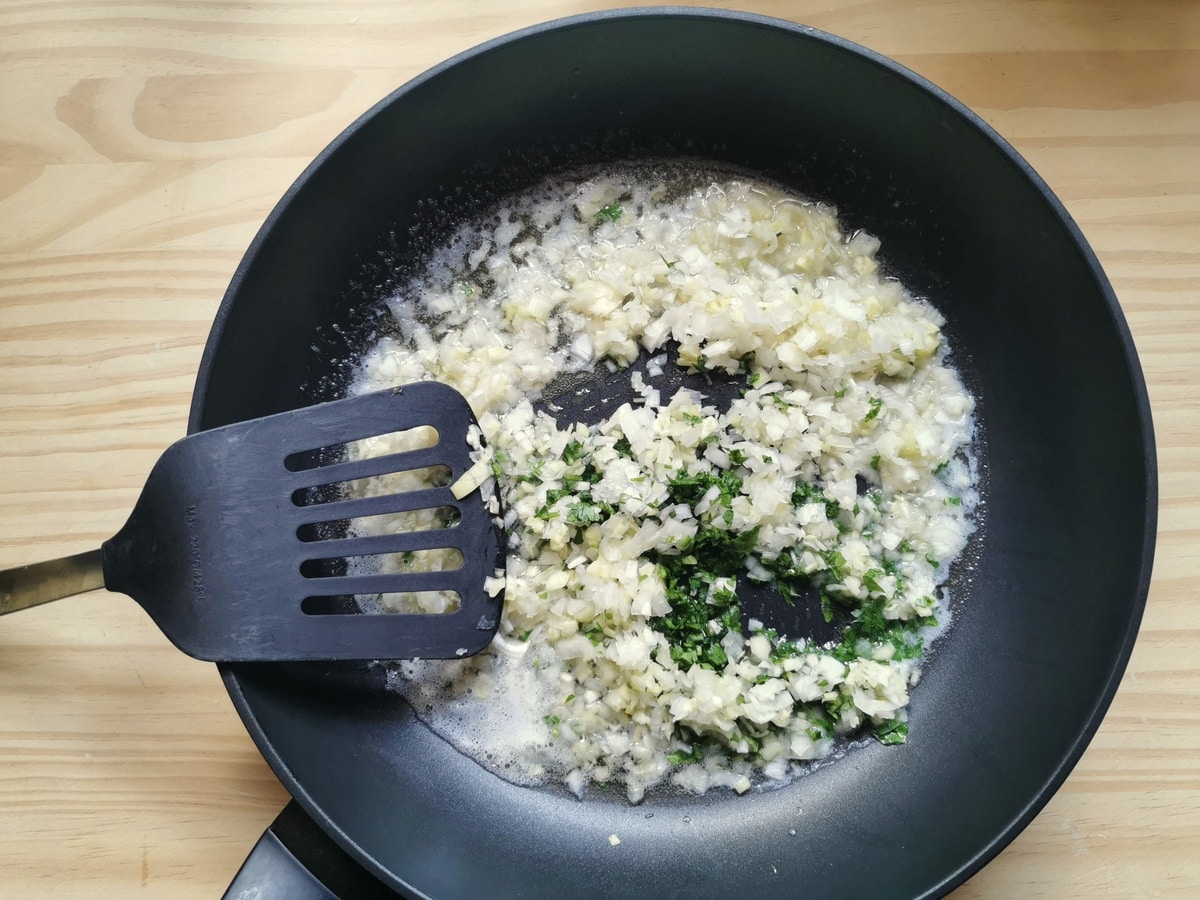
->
[0, 549, 105, 615]
[224, 801, 398, 900]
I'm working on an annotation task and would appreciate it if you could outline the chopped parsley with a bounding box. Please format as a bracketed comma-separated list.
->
[667, 744, 704, 766]
[594, 201, 623, 224]
[650, 562, 741, 670]
[873, 719, 908, 746]
[792, 480, 841, 522]
[666, 468, 743, 510]
[562, 439, 587, 465]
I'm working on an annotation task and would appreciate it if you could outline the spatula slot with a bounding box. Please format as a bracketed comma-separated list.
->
[298, 595, 361, 615]
[288, 450, 455, 493]
[296, 506, 461, 542]
[300, 548, 465, 578]
[283, 425, 440, 472]
[291, 488, 459, 527]
[299, 591, 462, 616]
[290, 465, 453, 508]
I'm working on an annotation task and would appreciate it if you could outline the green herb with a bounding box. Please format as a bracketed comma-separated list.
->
[567, 500, 608, 525]
[862, 568, 887, 595]
[613, 436, 633, 458]
[649, 521, 758, 671]
[769, 638, 805, 663]
[944, 496, 962, 507]
[488, 449, 507, 477]
[829, 599, 926, 665]
[857, 596, 888, 635]
[792, 480, 841, 521]
[864, 397, 884, 422]
[729, 448, 748, 467]
[825, 690, 857, 720]
[735, 732, 762, 755]
[819, 590, 836, 624]
[543, 486, 572, 506]
[515, 459, 545, 485]
[820, 549, 847, 581]
[834, 385, 848, 399]
[594, 201, 623, 224]
[562, 440, 587, 465]
[667, 745, 704, 766]
[870, 453, 880, 471]
[667, 468, 743, 509]
[873, 719, 908, 746]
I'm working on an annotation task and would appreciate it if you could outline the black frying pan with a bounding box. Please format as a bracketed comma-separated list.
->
[197, 10, 1156, 898]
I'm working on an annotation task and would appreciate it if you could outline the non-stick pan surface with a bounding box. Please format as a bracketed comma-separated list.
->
[192, 10, 1155, 898]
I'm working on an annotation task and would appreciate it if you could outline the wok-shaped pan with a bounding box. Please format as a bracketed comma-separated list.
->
[199, 10, 1156, 898]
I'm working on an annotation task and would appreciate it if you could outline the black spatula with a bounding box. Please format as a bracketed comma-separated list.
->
[0, 382, 505, 662]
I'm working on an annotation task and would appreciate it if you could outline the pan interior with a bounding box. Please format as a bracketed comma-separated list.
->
[196, 11, 1154, 899]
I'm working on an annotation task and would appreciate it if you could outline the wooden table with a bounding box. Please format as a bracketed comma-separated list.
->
[1, 1, 1196, 896]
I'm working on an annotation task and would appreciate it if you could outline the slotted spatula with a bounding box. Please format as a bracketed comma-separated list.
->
[0, 381, 505, 662]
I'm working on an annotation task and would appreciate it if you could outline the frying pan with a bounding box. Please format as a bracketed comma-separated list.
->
[198, 9, 1156, 898]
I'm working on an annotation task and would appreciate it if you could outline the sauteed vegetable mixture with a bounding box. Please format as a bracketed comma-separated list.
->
[351, 168, 977, 802]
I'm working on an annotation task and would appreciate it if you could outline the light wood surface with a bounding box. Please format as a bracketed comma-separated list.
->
[1, 1, 1196, 896]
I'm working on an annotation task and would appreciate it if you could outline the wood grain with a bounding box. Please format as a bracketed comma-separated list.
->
[2, 1, 1197, 896]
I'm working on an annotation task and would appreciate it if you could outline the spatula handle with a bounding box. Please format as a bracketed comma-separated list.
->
[0, 549, 105, 615]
